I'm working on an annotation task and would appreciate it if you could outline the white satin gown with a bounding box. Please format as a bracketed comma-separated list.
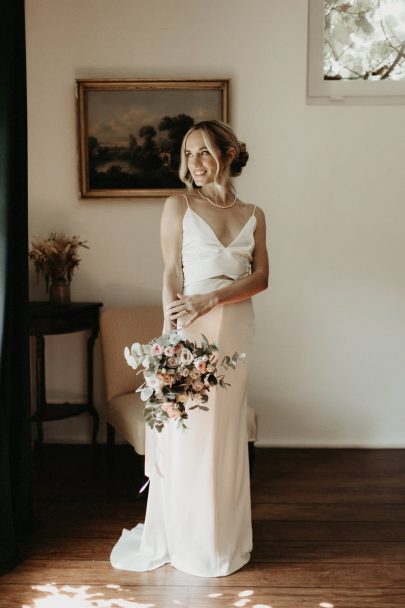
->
[110, 194, 256, 577]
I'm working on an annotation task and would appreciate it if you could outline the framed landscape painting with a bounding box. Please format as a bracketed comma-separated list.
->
[76, 79, 230, 198]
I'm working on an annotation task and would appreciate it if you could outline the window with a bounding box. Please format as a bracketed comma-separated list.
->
[307, 0, 405, 103]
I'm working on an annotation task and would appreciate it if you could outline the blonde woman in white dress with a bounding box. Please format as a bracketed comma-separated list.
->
[110, 120, 269, 578]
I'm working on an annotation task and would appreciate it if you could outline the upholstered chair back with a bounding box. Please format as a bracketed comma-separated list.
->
[100, 305, 163, 404]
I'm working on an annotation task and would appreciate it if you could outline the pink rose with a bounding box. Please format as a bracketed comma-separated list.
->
[151, 343, 164, 356]
[174, 343, 183, 354]
[158, 373, 173, 385]
[162, 402, 181, 419]
[164, 345, 175, 357]
[168, 408, 181, 419]
[194, 359, 206, 372]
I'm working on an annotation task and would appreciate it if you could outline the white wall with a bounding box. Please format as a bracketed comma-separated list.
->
[25, 0, 405, 447]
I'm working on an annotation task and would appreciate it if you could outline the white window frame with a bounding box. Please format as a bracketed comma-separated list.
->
[307, 0, 405, 104]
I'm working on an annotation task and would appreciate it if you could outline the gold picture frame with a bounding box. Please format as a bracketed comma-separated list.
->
[76, 78, 230, 198]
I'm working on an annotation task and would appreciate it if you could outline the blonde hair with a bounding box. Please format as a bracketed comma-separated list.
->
[179, 120, 249, 193]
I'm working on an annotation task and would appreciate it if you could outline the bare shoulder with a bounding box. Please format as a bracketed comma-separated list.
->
[238, 199, 266, 222]
[237, 198, 263, 212]
[161, 194, 189, 235]
[253, 205, 266, 222]
[162, 193, 188, 218]
[254, 206, 266, 237]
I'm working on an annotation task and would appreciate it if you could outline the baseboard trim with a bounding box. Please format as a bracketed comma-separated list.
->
[32, 437, 405, 449]
[255, 440, 405, 449]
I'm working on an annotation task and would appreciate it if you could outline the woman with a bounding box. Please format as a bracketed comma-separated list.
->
[110, 120, 269, 577]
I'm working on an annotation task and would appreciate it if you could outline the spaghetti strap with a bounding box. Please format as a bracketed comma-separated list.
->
[251, 205, 257, 217]
[183, 194, 190, 208]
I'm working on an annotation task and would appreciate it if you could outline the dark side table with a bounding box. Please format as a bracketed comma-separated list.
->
[29, 301, 103, 447]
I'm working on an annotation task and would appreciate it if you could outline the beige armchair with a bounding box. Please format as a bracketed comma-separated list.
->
[100, 306, 258, 468]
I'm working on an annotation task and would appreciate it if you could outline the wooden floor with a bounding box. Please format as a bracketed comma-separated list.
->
[2, 445, 405, 607]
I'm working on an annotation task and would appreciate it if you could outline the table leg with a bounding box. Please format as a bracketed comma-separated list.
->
[87, 331, 99, 445]
[34, 335, 46, 446]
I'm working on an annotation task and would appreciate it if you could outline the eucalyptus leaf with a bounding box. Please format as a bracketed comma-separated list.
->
[140, 387, 153, 401]
[142, 356, 151, 368]
[131, 342, 143, 356]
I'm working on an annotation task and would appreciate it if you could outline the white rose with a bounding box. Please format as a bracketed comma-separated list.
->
[180, 348, 194, 365]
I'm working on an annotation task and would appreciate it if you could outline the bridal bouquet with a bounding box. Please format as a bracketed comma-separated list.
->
[124, 330, 245, 432]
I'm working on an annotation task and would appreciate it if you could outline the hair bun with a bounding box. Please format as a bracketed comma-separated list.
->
[230, 141, 249, 176]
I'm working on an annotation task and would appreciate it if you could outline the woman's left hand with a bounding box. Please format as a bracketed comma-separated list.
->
[167, 292, 218, 327]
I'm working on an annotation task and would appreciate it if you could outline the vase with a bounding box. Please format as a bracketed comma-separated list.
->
[49, 280, 71, 305]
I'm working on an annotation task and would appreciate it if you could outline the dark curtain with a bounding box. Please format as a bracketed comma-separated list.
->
[0, 0, 33, 575]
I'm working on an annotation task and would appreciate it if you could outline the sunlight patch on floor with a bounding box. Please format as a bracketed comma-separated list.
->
[22, 584, 156, 608]
[207, 589, 271, 608]
[320, 603, 334, 608]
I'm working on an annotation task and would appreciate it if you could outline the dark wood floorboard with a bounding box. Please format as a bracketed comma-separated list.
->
[2, 445, 405, 607]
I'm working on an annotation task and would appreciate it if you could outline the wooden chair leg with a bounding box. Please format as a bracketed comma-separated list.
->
[107, 423, 115, 446]
[106, 423, 116, 467]
[248, 441, 255, 477]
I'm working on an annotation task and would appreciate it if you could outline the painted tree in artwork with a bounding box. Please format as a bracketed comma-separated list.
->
[158, 114, 194, 169]
[324, 0, 405, 80]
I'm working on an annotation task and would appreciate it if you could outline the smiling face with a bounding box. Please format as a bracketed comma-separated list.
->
[184, 129, 220, 187]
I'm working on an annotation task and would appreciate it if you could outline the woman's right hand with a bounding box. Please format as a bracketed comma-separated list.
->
[166, 292, 219, 328]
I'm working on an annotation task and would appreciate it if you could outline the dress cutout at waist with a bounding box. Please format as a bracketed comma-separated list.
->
[182, 196, 256, 289]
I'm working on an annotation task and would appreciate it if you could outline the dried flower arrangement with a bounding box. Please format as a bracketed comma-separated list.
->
[29, 232, 89, 291]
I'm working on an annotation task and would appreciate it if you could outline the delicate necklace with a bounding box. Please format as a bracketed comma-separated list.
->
[198, 189, 237, 209]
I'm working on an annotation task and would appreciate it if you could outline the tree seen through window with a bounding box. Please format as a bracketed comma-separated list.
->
[324, 0, 405, 80]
